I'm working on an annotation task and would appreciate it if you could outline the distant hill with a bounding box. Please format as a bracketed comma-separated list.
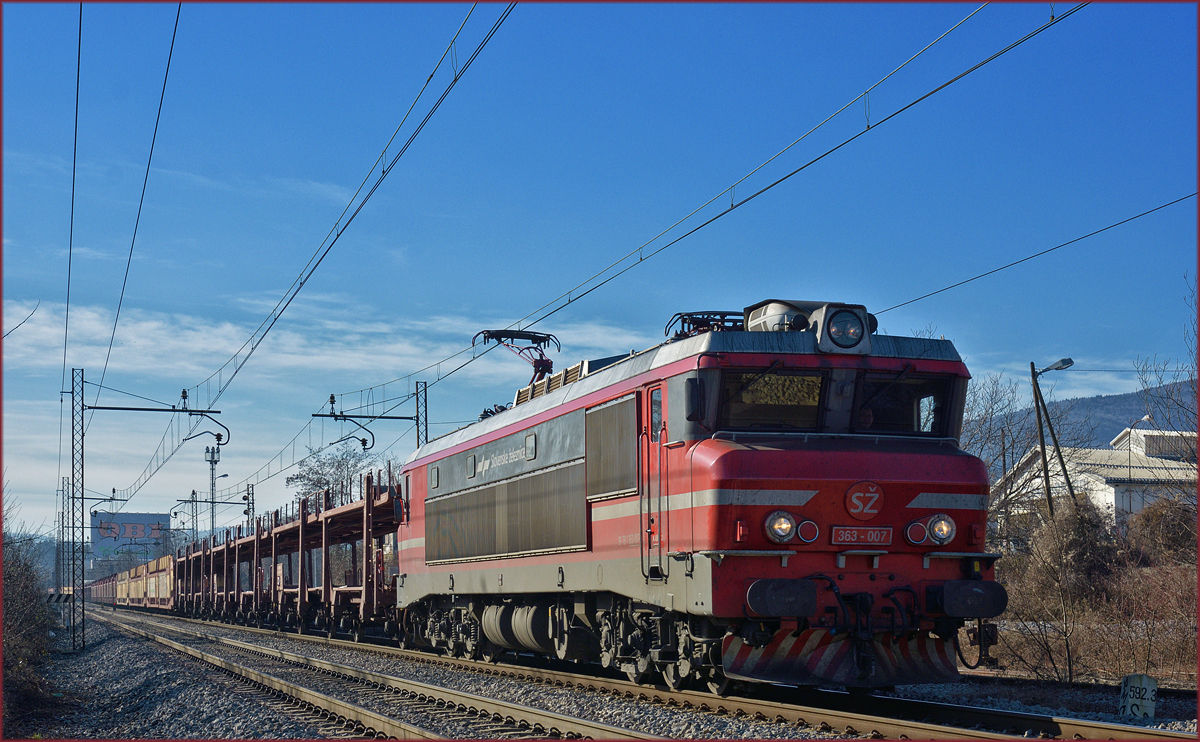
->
[1047, 381, 1195, 448]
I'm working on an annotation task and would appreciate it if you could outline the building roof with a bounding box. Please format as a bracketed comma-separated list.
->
[1065, 446, 1196, 485]
[993, 427, 1197, 495]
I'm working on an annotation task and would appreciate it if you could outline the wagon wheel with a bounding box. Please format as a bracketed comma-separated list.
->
[352, 619, 365, 643]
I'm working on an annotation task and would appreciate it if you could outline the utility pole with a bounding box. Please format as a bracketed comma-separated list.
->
[63, 373, 221, 650]
[190, 489, 198, 543]
[416, 381, 428, 447]
[1030, 358, 1077, 519]
[242, 483, 255, 530]
[205, 445, 220, 535]
[69, 368, 85, 649]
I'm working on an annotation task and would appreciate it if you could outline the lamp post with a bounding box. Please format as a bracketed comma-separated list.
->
[1031, 358, 1075, 517]
[1127, 413, 1152, 516]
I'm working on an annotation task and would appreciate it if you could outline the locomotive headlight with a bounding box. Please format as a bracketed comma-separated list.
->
[764, 511, 797, 543]
[928, 514, 956, 545]
[827, 311, 865, 348]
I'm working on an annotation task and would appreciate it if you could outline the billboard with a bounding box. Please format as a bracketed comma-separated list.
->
[90, 511, 171, 560]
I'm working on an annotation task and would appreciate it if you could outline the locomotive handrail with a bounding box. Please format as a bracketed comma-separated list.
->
[922, 551, 1002, 569]
[693, 549, 796, 567]
[836, 549, 888, 568]
[710, 429, 962, 446]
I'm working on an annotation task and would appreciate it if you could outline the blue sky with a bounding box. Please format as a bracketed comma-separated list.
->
[4, 3, 1196, 534]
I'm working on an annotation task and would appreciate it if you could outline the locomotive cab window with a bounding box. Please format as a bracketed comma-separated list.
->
[854, 373, 953, 436]
[717, 369, 822, 431]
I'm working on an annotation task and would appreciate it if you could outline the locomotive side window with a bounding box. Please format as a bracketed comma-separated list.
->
[650, 388, 662, 442]
[717, 369, 822, 431]
[855, 373, 952, 435]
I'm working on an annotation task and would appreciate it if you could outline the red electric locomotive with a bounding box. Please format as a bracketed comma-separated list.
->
[391, 299, 1006, 690]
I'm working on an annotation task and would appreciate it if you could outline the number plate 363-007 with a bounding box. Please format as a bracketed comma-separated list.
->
[830, 526, 893, 546]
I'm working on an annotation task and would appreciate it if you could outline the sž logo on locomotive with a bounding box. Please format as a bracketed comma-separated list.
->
[844, 480, 882, 520]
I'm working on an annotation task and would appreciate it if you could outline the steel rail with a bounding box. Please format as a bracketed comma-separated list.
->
[789, 689, 1198, 741]
[94, 610, 663, 740]
[92, 612, 442, 739]
[99, 609, 1194, 741]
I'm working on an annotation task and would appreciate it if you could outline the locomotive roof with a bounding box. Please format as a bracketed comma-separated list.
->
[403, 331, 962, 465]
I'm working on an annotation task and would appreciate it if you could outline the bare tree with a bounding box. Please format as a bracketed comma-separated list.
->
[1130, 274, 1197, 561]
[285, 441, 375, 502]
[961, 372, 1095, 551]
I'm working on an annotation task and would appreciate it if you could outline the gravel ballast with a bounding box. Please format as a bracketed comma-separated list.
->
[16, 611, 1198, 739]
[11, 620, 335, 739]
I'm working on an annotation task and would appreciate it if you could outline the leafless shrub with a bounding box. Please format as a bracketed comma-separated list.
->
[1085, 563, 1198, 684]
[2, 498, 55, 724]
[1126, 497, 1197, 566]
[994, 496, 1116, 682]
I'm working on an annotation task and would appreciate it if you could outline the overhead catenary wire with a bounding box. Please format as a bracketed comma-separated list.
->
[219, 3, 1092, 501]
[82, 381, 177, 408]
[327, 2, 997, 405]
[111, 4, 515, 506]
[4, 301, 40, 339]
[87, 2, 182, 433]
[58, 0, 84, 524]
[875, 192, 1197, 315]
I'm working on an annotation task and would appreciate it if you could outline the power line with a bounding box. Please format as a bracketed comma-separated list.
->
[58, 0, 84, 525]
[112, 4, 515, 505]
[153, 2, 1086, 509]
[326, 3, 996, 404]
[4, 301, 40, 339]
[82, 381, 176, 408]
[511, 4, 1091, 333]
[875, 192, 1197, 314]
[236, 1, 1089, 494]
[88, 2, 182, 432]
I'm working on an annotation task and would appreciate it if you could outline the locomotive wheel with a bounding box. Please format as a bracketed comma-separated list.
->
[480, 645, 503, 663]
[624, 655, 651, 684]
[705, 670, 734, 696]
[661, 662, 689, 691]
[462, 634, 483, 661]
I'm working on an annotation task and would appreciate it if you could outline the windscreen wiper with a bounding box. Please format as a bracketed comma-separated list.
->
[859, 364, 913, 410]
[734, 360, 783, 398]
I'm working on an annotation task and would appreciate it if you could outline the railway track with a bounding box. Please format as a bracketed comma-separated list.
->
[94, 607, 1193, 740]
[91, 610, 661, 739]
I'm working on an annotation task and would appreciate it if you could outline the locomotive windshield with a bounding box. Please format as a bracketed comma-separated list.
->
[715, 366, 958, 437]
[717, 369, 823, 430]
[854, 371, 954, 436]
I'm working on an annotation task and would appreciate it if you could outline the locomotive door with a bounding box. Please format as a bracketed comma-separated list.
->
[640, 385, 666, 580]
[396, 474, 410, 598]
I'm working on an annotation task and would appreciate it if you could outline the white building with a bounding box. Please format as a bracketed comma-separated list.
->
[991, 427, 1196, 536]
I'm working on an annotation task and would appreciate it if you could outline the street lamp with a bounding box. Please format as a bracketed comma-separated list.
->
[1038, 358, 1075, 375]
[1127, 413, 1153, 516]
[1030, 357, 1076, 517]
